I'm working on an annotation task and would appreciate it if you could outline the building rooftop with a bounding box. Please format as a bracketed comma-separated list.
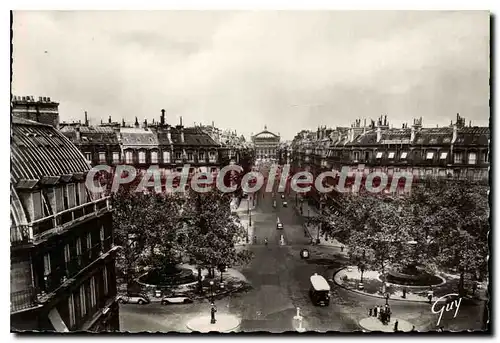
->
[11, 116, 90, 188]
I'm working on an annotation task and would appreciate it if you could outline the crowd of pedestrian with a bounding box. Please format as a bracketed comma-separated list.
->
[369, 304, 392, 326]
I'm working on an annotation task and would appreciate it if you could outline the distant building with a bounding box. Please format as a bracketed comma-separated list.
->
[252, 126, 280, 161]
[11, 116, 119, 332]
[11, 95, 60, 128]
[291, 114, 490, 209]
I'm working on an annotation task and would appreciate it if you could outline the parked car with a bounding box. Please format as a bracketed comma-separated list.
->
[277, 222, 284, 230]
[118, 293, 151, 305]
[161, 294, 194, 305]
[282, 201, 288, 207]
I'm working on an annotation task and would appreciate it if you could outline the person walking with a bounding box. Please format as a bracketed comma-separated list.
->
[393, 320, 399, 332]
[427, 287, 434, 304]
[373, 306, 378, 318]
[369, 308, 373, 317]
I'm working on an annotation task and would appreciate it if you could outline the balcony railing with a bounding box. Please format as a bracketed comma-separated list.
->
[11, 287, 38, 313]
[11, 198, 111, 245]
[39, 237, 114, 294]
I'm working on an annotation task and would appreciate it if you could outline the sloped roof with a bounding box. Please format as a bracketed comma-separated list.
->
[120, 127, 158, 146]
[11, 116, 90, 186]
[170, 127, 219, 147]
[60, 125, 119, 144]
[454, 127, 490, 146]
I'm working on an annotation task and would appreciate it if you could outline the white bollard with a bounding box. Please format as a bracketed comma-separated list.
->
[296, 316, 306, 332]
[294, 307, 301, 320]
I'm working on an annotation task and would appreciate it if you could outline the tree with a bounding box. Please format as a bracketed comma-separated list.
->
[111, 188, 184, 287]
[182, 189, 253, 292]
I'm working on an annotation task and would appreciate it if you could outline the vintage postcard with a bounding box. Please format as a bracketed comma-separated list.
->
[10, 10, 490, 333]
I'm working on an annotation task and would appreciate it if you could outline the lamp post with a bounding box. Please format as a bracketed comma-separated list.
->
[209, 280, 216, 324]
[209, 280, 215, 304]
[248, 200, 252, 227]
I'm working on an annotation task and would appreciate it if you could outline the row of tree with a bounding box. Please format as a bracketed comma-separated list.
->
[312, 180, 489, 293]
[112, 187, 252, 292]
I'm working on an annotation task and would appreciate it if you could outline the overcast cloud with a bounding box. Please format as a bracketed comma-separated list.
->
[12, 11, 490, 140]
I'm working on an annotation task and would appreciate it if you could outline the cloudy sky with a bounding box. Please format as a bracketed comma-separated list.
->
[12, 11, 490, 140]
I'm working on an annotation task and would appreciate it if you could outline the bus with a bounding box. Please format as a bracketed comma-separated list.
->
[309, 273, 330, 306]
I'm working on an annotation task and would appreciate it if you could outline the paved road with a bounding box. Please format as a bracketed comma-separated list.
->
[119, 162, 488, 332]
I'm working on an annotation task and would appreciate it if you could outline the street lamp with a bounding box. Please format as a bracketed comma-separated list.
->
[248, 200, 252, 227]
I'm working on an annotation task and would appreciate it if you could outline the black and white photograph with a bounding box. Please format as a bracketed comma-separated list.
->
[9, 9, 491, 334]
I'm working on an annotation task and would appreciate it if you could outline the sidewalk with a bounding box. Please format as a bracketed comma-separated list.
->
[334, 266, 488, 304]
[359, 317, 413, 332]
[291, 196, 345, 250]
[234, 194, 256, 214]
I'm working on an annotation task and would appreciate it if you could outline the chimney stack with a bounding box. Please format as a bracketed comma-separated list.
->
[452, 124, 458, 143]
[134, 117, 139, 128]
[143, 119, 148, 129]
[84, 111, 89, 126]
[108, 115, 112, 124]
[180, 116, 183, 127]
[411, 125, 415, 142]
[122, 118, 125, 127]
[376, 126, 382, 142]
[160, 109, 165, 125]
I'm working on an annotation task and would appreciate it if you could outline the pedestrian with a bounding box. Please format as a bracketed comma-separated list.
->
[411, 325, 416, 332]
[402, 287, 407, 299]
[373, 306, 378, 318]
[387, 306, 391, 322]
[340, 245, 344, 252]
[427, 287, 434, 304]
[394, 320, 398, 332]
[369, 308, 373, 317]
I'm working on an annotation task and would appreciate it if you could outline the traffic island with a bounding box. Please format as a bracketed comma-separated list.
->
[186, 313, 241, 333]
[359, 317, 414, 332]
[333, 266, 457, 303]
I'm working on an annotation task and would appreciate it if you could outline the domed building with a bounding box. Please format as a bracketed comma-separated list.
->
[252, 126, 280, 161]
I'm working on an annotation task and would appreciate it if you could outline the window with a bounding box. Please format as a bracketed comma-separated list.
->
[125, 151, 133, 164]
[138, 151, 146, 163]
[175, 152, 182, 160]
[78, 183, 88, 205]
[454, 152, 462, 164]
[90, 277, 96, 308]
[98, 152, 106, 163]
[76, 238, 82, 256]
[84, 152, 92, 162]
[68, 294, 76, 328]
[376, 152, 383, 159]
[199, 151, 205, 160]
[100, 226, 105, 242]
[151, 151, 158, 163]
[209, 151, 216, 158]
[32, 191, 43, 221]
[484, 151, 489, 163]
[79, 285, 87, 316]
[426, 152, 434, 160]
[112, 152, 120, 163]
[163, 151, 171, 163]
[86, 232, 92, 250]
[440, 152, 448, 159]
[468, 152, 477, 165]
[353, 151, 360, 161]
[66, 184, 76, 208]
[388, 152, 395, 159]
[43, 253, 51, 276]
[187, 152, 193, 161]
[103, 266, 108, 295]
[64, 244, 71, 264]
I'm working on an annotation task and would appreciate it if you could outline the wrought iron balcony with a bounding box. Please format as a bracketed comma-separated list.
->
[10, 287, 39, 313]
[11, 197, 111, 245]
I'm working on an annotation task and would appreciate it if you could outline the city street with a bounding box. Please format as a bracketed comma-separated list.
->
[120, 163, 487, 332]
